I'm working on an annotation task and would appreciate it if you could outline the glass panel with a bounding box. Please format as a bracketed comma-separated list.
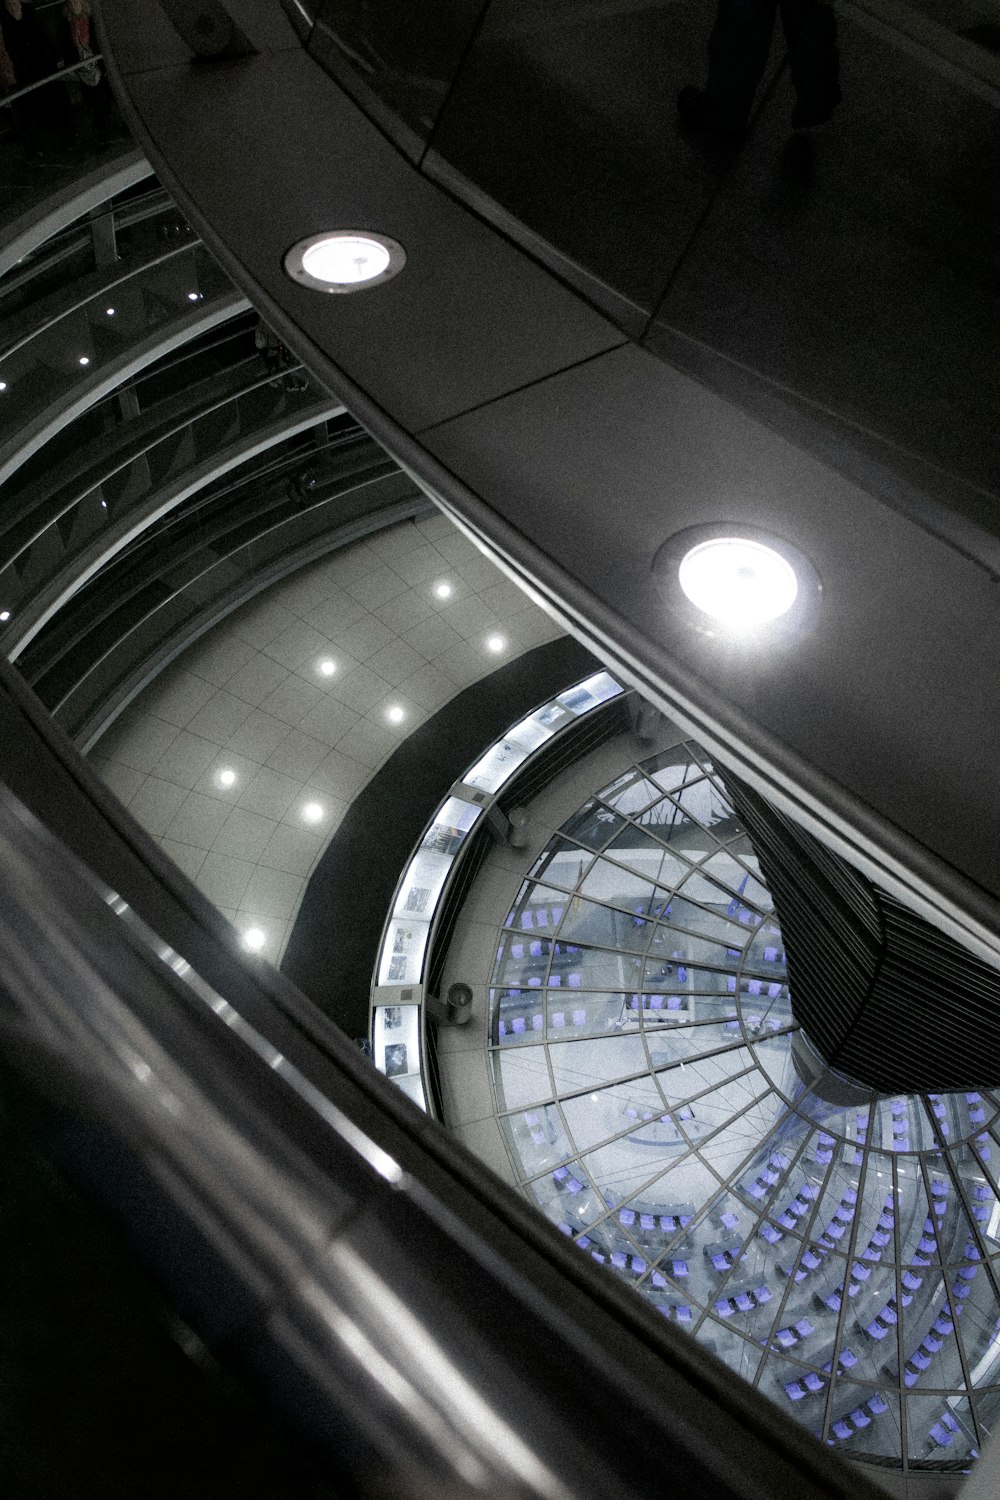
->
[596, 768, 662, 815]
[491, 1046, 553, 1111]
[498, 1104, 573, 1176]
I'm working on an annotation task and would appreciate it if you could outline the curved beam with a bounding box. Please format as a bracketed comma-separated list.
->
[4, 395, 343, 658]
[0, 150, 152, 282]
[0, 291, 249, 488]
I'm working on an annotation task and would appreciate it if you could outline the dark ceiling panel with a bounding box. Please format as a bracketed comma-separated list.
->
[110, 45, 624, 433]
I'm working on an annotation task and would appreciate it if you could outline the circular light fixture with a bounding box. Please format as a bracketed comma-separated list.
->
[486, 633, 507, 654]
[105, 307, 115, 316]
[0, 382, 7, 392]
[386, 704, 405, 725]
[679, 538, 798, 627]
[434, 581, 452, 600]
[0, 610, 9, 622]
[301, 801, 324, 824]
[78, 356, 90, 366]
[216, 767, 237, 788]
[317, 658, 337, 677]
[653, 524, 821, 644]
[187, 291, 200, 301]
[284, 231, 406, 294]
[243, 926, 266, 952]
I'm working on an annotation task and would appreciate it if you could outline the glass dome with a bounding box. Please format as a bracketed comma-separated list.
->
[487, 743, 1000, 1475]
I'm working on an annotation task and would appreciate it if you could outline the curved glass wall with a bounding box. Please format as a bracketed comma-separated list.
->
[489, 743, 1000, 1476]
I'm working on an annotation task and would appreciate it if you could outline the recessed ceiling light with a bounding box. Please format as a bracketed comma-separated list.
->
[105, 307, 115, 316]
[187, 291, 200, 301]
[653, 525, 821, 643]
[0, 382, 7, 392]
[317, 658, 337, 677]
[78, 356, 90, 366]
[301, 801, 324, 824]
[0, 610, 9, 622]
[678, 538, 798, 628]
[243, 927, 266, 952]
[386, 704, 405, 725]
[434, 581, 452, 600]
[486, 633, 507, 653]
[284, 231, 406, 294]
[216, 767, 237, 788]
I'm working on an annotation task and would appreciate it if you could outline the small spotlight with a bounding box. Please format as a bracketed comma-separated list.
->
[187, 291, 200, 301]
[434, 581, 452, 600]
[301, 801, 324, 824]
[78, 356, 90, 366]
[216, 767, 237, 788]
[0, 381, 8, 392]
[317, 658, 337, 677]
[100, 500, 107, 509]
[0, 610, 9, 622]
[486, 634, 507, 653]
[243, 927, 266, 952]
[386, 704, 405, 725]
[105, 307, 115, 316]
[284, 231, 405, 294]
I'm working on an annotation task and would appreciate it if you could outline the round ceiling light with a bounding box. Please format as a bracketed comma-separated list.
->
[284, 231, 405, 294]
[679, 537, 798, 627]
[317, 657, 337, 677]
[216, 767, 237, 788]
[243, 926, 266, 952]
[301, 801, 324, 824]
[654, 524, 821, 644]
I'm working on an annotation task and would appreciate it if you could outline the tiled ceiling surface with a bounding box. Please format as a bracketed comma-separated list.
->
[89, 511, 564, 963]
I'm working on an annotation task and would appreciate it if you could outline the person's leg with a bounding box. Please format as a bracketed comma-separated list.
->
[778, 0, 840, 128]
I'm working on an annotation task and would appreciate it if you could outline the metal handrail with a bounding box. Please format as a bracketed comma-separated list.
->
[0, 52, 105, 108]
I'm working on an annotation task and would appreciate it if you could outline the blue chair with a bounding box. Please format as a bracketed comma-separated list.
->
[803, 1372, 823, 1393]
[735, 1292, 753, 1312]
[754, 1284, 772, 1303]
[785, 1382, 806, 1401]
[676, 1305, 693, 1321]
[840, 1349, 858, 1369]
[640, 1213, 655, 1231]
[911, 1351, 932, 1372]
[930, 1423, 953, 1447]
[795, 1318, 815, 1339]
[832, 1420, 852, 1441]
[672, 1260, 688, 1277]
[715, 1298, 735, 1317]
[619, 1208, 636, 1226]
[851, 1408, 871, 1429]
[868, 1394, 888, 1415]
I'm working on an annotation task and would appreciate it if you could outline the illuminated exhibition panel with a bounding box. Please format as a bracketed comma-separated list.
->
[488, 746, 1000, 1474]
[370, 670, 623, 1108]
